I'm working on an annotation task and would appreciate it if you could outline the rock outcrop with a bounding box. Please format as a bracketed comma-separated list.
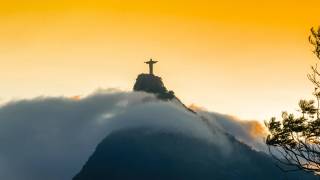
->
[133, 73, 175, 100]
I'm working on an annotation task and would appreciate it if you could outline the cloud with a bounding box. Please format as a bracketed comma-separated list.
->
[0, 90, 267, 180]
[210, 114, 268, 151]
[0, 90, 155, 180]
[190, 105, 268, 152]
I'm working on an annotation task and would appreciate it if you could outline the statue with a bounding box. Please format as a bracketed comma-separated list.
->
[145, 59, 158, 75]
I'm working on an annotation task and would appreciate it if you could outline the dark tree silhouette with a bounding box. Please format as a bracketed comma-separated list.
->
[265, 27, 320, 173]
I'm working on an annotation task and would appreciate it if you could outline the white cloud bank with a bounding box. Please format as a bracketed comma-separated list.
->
[0, 90, 267, 180]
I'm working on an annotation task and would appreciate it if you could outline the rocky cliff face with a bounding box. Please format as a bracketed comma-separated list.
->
[133, 73, 175, 100]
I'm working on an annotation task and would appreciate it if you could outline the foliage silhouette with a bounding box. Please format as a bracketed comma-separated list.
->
[265, 27, 320, 174]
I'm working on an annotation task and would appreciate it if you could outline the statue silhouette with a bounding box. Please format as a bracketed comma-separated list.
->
[144, 59, 158, 75]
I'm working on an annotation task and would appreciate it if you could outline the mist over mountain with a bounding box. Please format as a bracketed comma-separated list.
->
[0, 90, 155, 180]
[0, 73, 316, 179]
[74, 73, 315, 179]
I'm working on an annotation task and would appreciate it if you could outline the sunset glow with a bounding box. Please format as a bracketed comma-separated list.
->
[1, 0, 319, 120]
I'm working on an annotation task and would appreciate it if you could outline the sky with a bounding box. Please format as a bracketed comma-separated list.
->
[0, 0, 319, 120]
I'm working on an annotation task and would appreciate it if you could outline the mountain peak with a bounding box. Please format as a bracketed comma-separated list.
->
[133, 73, 175, 100]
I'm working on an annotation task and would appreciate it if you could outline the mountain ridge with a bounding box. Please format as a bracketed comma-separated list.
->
[73, 73, 317, 179]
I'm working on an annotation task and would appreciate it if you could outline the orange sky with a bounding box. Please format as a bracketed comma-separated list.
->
[0, 0, 319, 120]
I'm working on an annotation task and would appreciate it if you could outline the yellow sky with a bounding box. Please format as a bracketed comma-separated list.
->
[0, 0, 319, 120]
